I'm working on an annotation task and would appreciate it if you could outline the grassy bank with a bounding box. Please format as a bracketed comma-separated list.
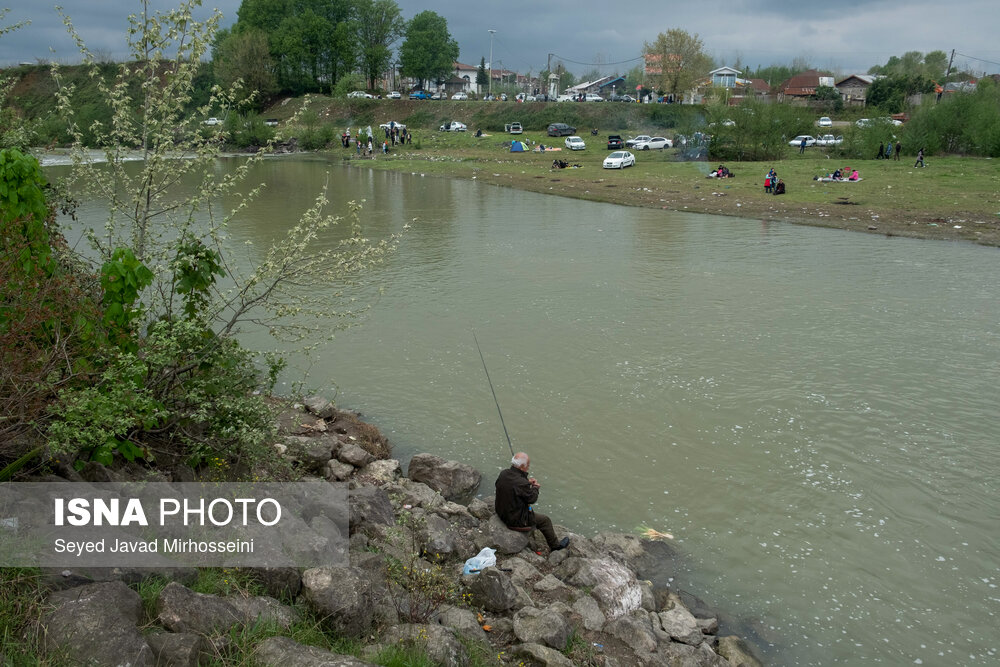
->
[326, 126, 1000, 246]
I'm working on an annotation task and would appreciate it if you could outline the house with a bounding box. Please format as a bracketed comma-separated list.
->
[452, 61, 480, 94]
[710, 66, 741, 88]
[779, 69, 836, 103]
[836, 74, 876, 106]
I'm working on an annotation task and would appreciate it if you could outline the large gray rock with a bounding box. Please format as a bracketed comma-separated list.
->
[505, 556, 542, 587]
[389, 478, 445, 510]
[146, 632, 212, 667]
[302, 396, 338, 421]
[717, 636, 764, 667]
[487, 514, 530, 554]
[466, 567, 518, 612]
[556, 557, 642, 620]
[434, 605, 488, 644]
[571, 594, 606, 631]
[421, 513, 458, 561]
[229, 596, 300, 630]
[510, 642, 575, 667]
[156, 583, 240, 635]
[325, 459, 355, 481]
[283, 435, 337, 471]
[658, 592, 704, 646]
[603, 613, 658, 654]
[243, 566, 302, 599]
[356, 458, 402, 484]
[650, 641, 731, 667]
[407, 453, 482, 502]
[337, 442, 375, 467]
[43, 581, 153, 666]
[301, 566, 378, 637]
[379, 624, 469, 667]
[348, 486, 395, 534]
[591, 531, 646, 562]
[256, 636, 375, 666]
[513, 606, 571, 650]
[467, 497, 492, 521]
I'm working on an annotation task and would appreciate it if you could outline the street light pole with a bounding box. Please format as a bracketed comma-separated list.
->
[488, 29, 496, 98]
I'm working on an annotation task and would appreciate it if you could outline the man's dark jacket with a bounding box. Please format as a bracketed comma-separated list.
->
[495, 466, 538, 527]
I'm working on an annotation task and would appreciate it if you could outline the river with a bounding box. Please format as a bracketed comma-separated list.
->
[51, 155, 1000, 666]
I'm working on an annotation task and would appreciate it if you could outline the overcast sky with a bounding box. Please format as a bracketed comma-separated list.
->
[2, 0, 999, 79]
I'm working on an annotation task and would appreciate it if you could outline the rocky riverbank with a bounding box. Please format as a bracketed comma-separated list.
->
[25, 399, 764, 666]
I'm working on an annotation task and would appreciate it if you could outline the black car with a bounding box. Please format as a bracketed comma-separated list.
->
[607, 135, 624, 149]
[547, 123, 577, 137]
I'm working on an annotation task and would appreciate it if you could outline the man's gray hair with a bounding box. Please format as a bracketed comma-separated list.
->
[511, 453, 528, 467]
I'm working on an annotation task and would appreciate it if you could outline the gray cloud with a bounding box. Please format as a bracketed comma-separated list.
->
[2, 0, 998, 77]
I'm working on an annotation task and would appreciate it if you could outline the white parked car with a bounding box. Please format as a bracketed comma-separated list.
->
[203, 117, 222, 126]
[603, 151, 635, 169]
[789, 135, 817, 147]
[815, 134, 844, 146]
[625, 135, 652, 148]
[430, 91, 444, 100]
[387, 91, 401, 99]
[818, 116, 833, 127]
[379, 122, 406, 133]
[855, 118, 872, 128]
[584, 93, 604, 102]
[556, 94, 574, 102]
[439, 120, 467, 132]
[565, 136, 586, 150]
[451, 92, 468, 100]
[347, 90, 373, 99]
[633, 136, 671, 150]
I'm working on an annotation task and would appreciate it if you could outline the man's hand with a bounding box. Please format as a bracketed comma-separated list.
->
[529, 477, 539, 488]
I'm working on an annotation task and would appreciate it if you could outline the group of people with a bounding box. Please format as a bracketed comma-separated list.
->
[341, 125, 412, 158]
[876, 140, 902, 160]
[819, 167, 861, 181]
[709, 164, 734, 178]
[764, 168, 785, 194]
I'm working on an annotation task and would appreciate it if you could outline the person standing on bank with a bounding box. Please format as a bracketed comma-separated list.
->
[915, 147, 925, 167]
[495, 452, 570, 553]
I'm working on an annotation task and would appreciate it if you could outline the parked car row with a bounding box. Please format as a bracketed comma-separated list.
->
[789, 134, 844, 147]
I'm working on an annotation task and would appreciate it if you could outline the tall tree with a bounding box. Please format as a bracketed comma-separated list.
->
[398, 11, 459, 90]
[643, 29, 713, 100]
[212, 28, 277, 106]
[477, 57, 488, 88]
[356, 0, 405, 90]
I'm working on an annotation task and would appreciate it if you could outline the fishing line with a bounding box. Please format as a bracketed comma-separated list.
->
[472, 331, 515, 457]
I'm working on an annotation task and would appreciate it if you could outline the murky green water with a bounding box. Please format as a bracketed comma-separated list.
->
[53, 155, 1000, 665]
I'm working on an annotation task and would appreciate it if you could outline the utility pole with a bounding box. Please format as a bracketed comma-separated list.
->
[937, 49, 955, 103]
[488, 29, 496, 98]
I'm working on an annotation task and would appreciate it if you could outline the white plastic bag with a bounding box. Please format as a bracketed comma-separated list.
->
[462, 547, 497, 575]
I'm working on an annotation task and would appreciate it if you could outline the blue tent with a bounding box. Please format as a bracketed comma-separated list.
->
[510, 141, 528, 152]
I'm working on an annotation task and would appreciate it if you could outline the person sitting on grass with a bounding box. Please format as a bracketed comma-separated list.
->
[773, 179, 786, 195]
[849, 169, 860, 181]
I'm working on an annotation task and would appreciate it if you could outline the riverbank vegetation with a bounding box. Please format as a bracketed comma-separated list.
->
[1, 2, 398, 481]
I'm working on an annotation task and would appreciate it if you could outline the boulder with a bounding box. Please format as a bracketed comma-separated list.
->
[571, 595, 606, 631]
[467, 497, 492, 521]
[325, 459, 355, 482]
[337, 442, 375, 468]
[603, 613, 657, 654]
[466, 567, 518, 612]
[512, 606, 571, 650]
[43, 581, 153, 666]
[435, 605, 488, 644]
[229, 596, 300, 630]
[407, 453, 481, 503]
[556, 557, 642, 620]
[156, 583, 242, 635]
[657, 592, 705, 645]
[717, 636, 764, 667]
[421, 513, 458, 562]
[389, 478, 445, 510]
[379, 624, 468, 667]
[283, 435, 336, 471]
[651, 641, 731, 666]
[505, 556, 542, 587]
[487, 514, 530, 554]
[256, 636, 375, 666]
[356, 459, 402, 484]
[591, 532, 646, 562]
[146, 632, 213, 667]
[302, 395, 338, 421]
[510, 642, 575, 667]
[301, 567, 378, 637]
[533, 574, 567, 593]
[348, 486, 395, 534]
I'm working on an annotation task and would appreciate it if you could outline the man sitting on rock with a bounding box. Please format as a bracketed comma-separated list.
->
[495, 452, 569, 552]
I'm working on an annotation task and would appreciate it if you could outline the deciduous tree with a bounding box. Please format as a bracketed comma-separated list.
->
[356, 0, 405, 91]
[643, 29, 713, 101]
[398, 11, 459, 90]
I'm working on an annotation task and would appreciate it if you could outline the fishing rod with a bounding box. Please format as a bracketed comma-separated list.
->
[472, 331, 515, 457]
